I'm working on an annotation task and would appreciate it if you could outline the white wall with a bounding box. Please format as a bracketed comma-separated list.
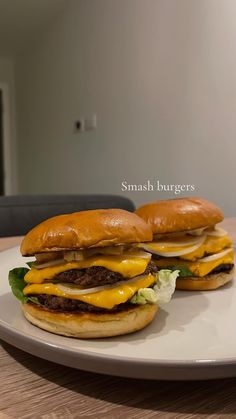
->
[0, 57, 17, 194]
[0, 58, 13, 82]
[16, 0, 236, 215]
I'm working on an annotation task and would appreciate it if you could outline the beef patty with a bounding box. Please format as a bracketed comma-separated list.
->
[31, 262, 158, 313]
[52, 261, 158, 288]
[210, 263, 234, 274]
[35, 296, 136, 314]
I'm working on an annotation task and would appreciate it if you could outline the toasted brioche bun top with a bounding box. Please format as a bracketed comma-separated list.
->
[21, 208, 153, 256]
[135, 197, 224, 234]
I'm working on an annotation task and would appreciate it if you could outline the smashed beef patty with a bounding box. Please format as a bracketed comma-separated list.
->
[210, 263, 234, 274]
[35, 296, 138, 313]
[30, 262, 158, 313]
[50, 261, 158, 288]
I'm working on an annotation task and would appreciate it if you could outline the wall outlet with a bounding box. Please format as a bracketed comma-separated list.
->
[74, 118, 85, 132]
[74, 114, 97, 133]
[84, 113, 97, 130]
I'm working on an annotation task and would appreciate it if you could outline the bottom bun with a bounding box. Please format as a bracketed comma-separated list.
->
[176, 268, 234, 291]
[21, 303, 158, 338]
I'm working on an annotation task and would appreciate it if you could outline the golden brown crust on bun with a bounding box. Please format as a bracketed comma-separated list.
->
[135, 197, 224, 234]
[21, 209, 153, 256]
[176, 268, 234, 291]
[21, 303, 158, 338]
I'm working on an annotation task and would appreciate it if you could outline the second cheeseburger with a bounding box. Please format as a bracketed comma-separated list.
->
[135, 198, 234, 291]
[9, 209, 178, 338]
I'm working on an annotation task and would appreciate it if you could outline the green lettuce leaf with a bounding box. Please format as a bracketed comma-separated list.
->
[8, 267, 39, 305]
[26, 261, 35, 268]
[130, 269, 179, 306]
[163, 265, 193, 277]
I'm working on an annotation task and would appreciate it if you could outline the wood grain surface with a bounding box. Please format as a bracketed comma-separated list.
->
[0, 219, 236, 419]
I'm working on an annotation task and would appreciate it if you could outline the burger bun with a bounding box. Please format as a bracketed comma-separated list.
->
[135, 197, 224, 234]
[21, 208, 153, 256]
[176, 268, 234, 291]
[21, 303, 158, 338]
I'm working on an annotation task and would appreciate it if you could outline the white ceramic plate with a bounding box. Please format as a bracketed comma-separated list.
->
[0, 246, 236, 380]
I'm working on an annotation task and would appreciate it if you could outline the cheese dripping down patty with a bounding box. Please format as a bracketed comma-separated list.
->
[23, 246, 159, 309]
[138, 227, 233, 260]
[153, 249, 234, 277]
[24, 251, 152, 284]
[23, 273, 156, 309]
[23, 248, 156, 310]
[137, 226, 234, 278]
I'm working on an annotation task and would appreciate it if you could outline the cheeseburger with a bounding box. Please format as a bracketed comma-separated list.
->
[135, 198, 234, 291]
[9, 209, 178, 338]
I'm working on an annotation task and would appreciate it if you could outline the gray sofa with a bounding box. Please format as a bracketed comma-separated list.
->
[0, 195, 135, 237]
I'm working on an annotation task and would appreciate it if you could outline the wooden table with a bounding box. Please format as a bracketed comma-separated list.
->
[1, 219, 236, 418]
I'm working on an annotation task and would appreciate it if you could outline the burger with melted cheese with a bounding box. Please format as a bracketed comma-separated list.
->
[135, 197, 234, 290]
[9, 209, 178, 338]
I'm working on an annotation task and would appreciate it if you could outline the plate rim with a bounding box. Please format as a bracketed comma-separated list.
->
[1, 313, 236, 368]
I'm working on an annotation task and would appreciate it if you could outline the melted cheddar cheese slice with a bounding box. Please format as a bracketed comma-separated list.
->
[181, 235, 232, 261]
[154, 249, 234, 277]
[23, 273, 155, 309]
[145, 235, 232, 261]
[24, 255, 150, 284]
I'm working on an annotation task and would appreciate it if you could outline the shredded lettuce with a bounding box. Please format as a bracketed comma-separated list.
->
[130, 269, 179, 306]
[130, 287, 158, 305]
[153, 269, 179, 304]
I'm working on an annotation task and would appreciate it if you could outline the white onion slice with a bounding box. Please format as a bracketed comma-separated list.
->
[34, 259, 65, 269]
[205, 227, 228, 237]
[151, 236, 203, 248]
[198, 248, 233, 263]
[140, 236, 205, 257]
[187, 228, 207, 236]
[56, 273, 154, 295]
